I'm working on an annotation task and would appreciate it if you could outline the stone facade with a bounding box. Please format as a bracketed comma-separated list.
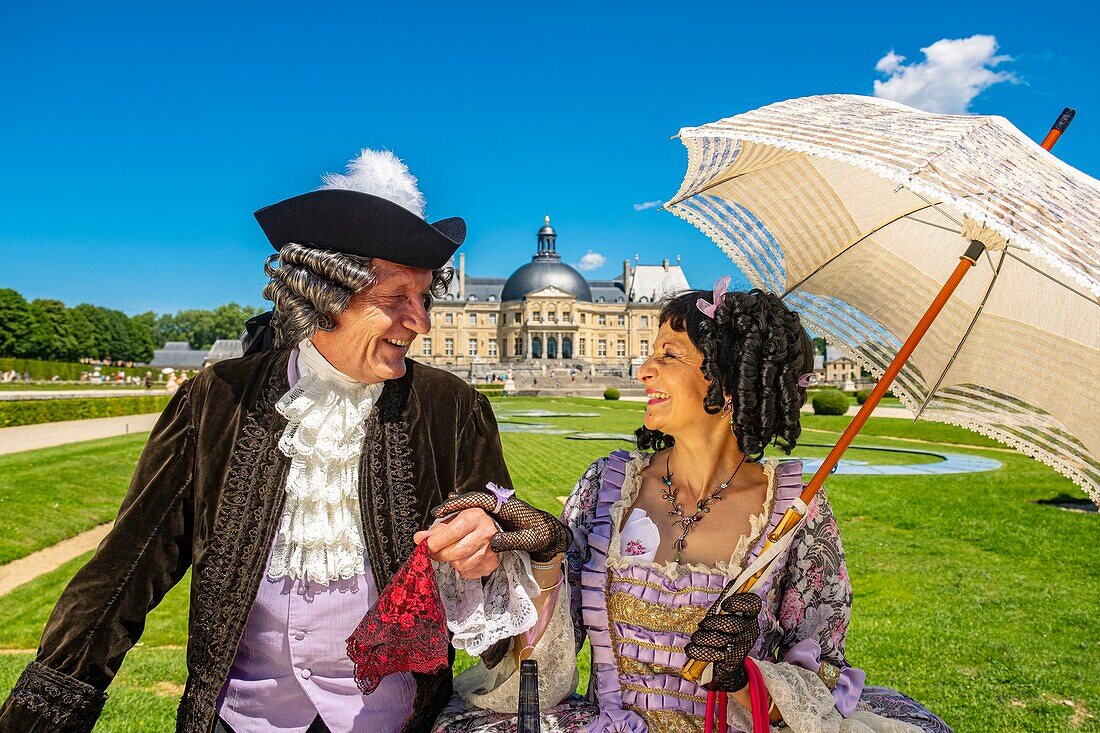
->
[412, 218, 691, 374]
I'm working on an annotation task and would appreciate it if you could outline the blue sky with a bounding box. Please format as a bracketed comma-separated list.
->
[2, 1, 1097, 313]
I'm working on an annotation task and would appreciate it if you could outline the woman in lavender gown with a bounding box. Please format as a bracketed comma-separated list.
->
[433, 286, 951, 733]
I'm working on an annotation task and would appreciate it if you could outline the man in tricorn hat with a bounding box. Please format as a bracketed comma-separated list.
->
[0, 150, 566, 733]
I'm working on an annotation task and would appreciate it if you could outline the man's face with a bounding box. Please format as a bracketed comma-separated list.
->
[312, 259, 434, 383]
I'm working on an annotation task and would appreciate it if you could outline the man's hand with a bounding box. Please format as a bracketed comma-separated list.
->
[412, 508, 500, 580]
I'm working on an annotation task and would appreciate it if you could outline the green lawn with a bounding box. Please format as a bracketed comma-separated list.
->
[0, 435, 148, 563]
[0, 397, 1096, 731]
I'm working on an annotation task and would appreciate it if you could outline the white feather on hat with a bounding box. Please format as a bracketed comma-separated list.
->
[320, 149, 426, 219]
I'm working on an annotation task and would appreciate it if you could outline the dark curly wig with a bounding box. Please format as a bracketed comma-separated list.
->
[635, 288, 815, 461]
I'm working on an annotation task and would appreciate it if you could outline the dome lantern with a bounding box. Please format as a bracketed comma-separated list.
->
[535, 215, 558, 260]
[501, 216, 592, 302]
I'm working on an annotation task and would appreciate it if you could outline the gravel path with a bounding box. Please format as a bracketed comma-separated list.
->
[0, 413, 160, 455]
[0, 522, 113, 595]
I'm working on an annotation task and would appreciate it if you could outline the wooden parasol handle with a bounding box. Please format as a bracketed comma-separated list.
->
[1041, 108, 1076, 151]
[681, 239, 988, 683]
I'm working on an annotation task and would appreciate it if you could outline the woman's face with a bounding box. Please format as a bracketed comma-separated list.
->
[636, 321, 713, 436]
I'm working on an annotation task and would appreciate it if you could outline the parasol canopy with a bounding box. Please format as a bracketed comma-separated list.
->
[666, 94, 1100, 502]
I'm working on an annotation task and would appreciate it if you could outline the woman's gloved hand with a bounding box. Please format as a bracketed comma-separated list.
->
[432, 487, 570, 563]
[684, 591, 762, 692]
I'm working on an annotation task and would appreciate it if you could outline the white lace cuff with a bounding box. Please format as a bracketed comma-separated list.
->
[434, 549, 540, 656]
[452, 579, 577, 714]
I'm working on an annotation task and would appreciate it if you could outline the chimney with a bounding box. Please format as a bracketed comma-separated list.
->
[662, 258, 670, 271]
[458, 253, 466, 299]
[622, 260, 633, 300]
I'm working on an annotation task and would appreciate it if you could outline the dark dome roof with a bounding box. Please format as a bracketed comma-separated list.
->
[501, 260, 593, 302]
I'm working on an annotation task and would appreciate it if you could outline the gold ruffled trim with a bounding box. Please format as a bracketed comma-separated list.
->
[606, 591, 709, 634]
[620, 681, 707, 704]
[610, 575, 724, 596]
[618, 657, 685, 677]
[626, 706, 706, 733]
[606, 452, 779, 580]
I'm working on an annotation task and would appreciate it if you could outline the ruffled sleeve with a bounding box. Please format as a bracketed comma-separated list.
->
[562, 457, 608, 654]
[451, 577, 577, 713]
[773, 489, 852, 669]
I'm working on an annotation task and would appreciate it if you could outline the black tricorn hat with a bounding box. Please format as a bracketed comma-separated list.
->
[254, 189, 465, 270]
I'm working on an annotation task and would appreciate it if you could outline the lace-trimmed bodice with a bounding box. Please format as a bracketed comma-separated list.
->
[582, 450, 805, 732]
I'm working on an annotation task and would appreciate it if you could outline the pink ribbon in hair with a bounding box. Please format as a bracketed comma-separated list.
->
[696, 275, 731, 319]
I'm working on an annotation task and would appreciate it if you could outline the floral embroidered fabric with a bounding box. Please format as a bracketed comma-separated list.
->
[347, 542, 450, 694]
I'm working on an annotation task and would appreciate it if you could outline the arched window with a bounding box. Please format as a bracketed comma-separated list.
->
[547, 337, 557, 359]
[532, 337, 542, 359]
[562, 337, 573, 359]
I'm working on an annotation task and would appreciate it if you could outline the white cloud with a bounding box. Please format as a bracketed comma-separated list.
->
[873, 35, 1016, 114]
[577, 251, 606, 271]
[633, 200, 664, 211]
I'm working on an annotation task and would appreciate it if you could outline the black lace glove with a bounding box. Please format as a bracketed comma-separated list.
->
[684, 591, 762, 692]
[432, 490, 570, 563]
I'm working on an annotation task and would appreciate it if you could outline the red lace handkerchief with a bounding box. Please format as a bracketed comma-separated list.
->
[346, 542, 450, 694]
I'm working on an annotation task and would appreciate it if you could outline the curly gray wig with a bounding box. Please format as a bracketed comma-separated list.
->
[262, 242, 453, 347]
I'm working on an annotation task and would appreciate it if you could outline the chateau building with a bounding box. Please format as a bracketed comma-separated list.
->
[413, 217, 691, 373]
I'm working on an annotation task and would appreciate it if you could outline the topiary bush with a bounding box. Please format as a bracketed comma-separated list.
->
[603, 387, 621, 401]
[855, 389, 872, 405]
[812, 389, 850, 416]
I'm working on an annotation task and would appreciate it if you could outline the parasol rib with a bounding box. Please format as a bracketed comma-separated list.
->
[780, 203, 940, 298]
[915, 249, 1005, 419]
[902, 216, 962, 235]
[1002, 250, 1100, 305]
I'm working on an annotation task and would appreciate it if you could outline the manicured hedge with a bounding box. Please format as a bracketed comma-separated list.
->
[811, 389, 850, 416]
[0, 357, 149, 381]
[0, 395, 171, 428]
[603, 387, 621, 400]
[475, 383, 505, 393]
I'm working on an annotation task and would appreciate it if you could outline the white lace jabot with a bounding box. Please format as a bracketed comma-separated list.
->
[269, 339, 383, 584]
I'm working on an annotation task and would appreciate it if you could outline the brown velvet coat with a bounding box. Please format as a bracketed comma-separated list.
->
[0, 349, 511, 733]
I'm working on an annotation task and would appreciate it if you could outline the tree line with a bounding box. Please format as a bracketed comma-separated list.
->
[0, 288, 264, 364]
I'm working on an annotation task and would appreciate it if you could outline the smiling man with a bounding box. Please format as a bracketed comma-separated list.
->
[0, 151, 513, 733]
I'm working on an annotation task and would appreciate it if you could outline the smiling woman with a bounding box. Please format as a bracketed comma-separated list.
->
[434, 287, 952, 733]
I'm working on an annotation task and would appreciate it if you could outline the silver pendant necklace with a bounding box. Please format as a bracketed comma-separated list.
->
[660, 452, 747, 563]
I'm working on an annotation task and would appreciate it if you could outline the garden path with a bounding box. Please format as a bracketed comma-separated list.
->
[0, 522, 113, 596]
[0, 413, 160, 455]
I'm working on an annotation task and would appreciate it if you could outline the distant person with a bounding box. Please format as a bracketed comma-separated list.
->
[144, 371, 153, 389]
[164, 372, 179, 394]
